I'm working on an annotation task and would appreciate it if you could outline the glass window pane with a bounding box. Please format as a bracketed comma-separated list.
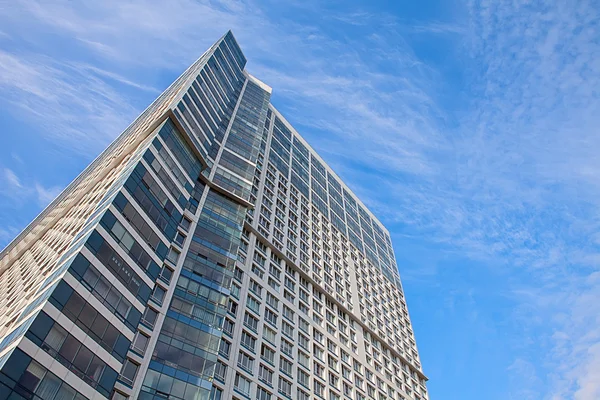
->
[116, 298, 130, 318]
[132, 333, 148, 353]
[73, 346, 93, 374]
[102, 325, 119, 349]
[90, 317, 108, 338]
[78, 304, 96, 329]
[58, 335, 80, 363]
[95, 278, 111, 299]
[54, 382, 76, 400]
[156, 373, 173, 393]
[87, 357, 105, 382]
[18, 361, 46, 393]
[45, 325, 68, 352]
[35, 372, 61, 400]
[170, 379, 186, 398]
[121, 233, 135, 251]
[82, 267, 99, 288]
[111, 222, 126, 240]
[64, 295, 85, 319]
[142, 368, 161, 389]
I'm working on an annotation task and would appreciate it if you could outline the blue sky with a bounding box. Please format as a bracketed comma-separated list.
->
[1, 0, 599, 399]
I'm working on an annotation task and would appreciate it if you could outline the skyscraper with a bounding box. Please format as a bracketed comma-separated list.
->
[0, 31, 428, 400]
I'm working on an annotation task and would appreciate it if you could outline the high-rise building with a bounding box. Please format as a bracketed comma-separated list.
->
[0, 31, 428, 400]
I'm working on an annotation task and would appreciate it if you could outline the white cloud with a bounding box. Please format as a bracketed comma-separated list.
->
[456, 1, 600, 398]
[0, 49, 147, 153]
[34, 183, 62, 206]
[0, 167, 61, 249]
[3, 168, 22, 189]
[0, 226, 19, 247]
[0, 167, 63, 208]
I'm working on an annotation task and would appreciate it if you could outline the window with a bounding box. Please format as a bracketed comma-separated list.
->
[300, 276, 310, 289]
[265, 309, 278, 326]
[263, 326, 276, 344]
[119, 359, 139, 385]
[256, 240, 268, 254]
[328, 340, 337, 354]
[367, 385, 375, 397]
[249, 279, 262, 295]
[282, 321, 294, 338]
[180, 217, 191, 231]
[298, 389, 310, 400]
[283, 305, 294, 321]
[19, 360, 45, 393]
[132, 332, 149, 354]
[241, 331, 257, 351]
[252, 264, 265, 279]
[228, 299, 238, 315]
[329, 372, 339, 388]
[247, 296, 261, 314]
[298, 368, 310, 387]
[35, 294, 130, 363]
[67, 253, 148, 321]
[313, 314, 323, 326]
[151, 285, 166, 304]
[280, 357, 293, 376]
[269, 264, 281, 280]
[281, 339, 293, 357]
[167, 247, 180, 264]
[327, 324, 336, 336]
[231, 282, 241, 298]
[261, 344, 275, 364]
[219, 340, 231, 358]
[235, 373, 252, 395]
[142, 307, 158, 328]
[354, 376, 364, 389]
[268, 277, 280, 292]
[266, 292, 279, 309]
[299, 302, 309, 315]
[174, 231, 186, 246]
[278, 377, 292, 397]
[238, 352, 255, 372]
[341, 350, 350, 364]
[284, 276, 296, 292]
[284, 290, 295, 304]
[159, 265, 173, 283]
[212, 361, 226, 382]
[342, 366, 351, 379]
[313, 329, 324, 344]
[298, 334, 309, 350]
[257, 387, 272, 400]
[313, 300, 323, 314]
[223, 319, 235, 336]
[298, 351, 310, 368]
[314, 361, 325, 377]
[314, 380, 325, 397]
[234, 266, 244, 281]
[254, 251, 266, 266]
[299, 318, 309, 333]
[285, 264, 296, 278]
[244, 312, 259, 331]
[259, 364, 273, 385]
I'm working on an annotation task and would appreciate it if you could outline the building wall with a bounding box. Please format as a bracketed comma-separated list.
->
[0, 31, 428, 400]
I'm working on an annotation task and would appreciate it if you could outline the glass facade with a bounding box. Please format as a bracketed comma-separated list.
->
[0, 30, 428, 400]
